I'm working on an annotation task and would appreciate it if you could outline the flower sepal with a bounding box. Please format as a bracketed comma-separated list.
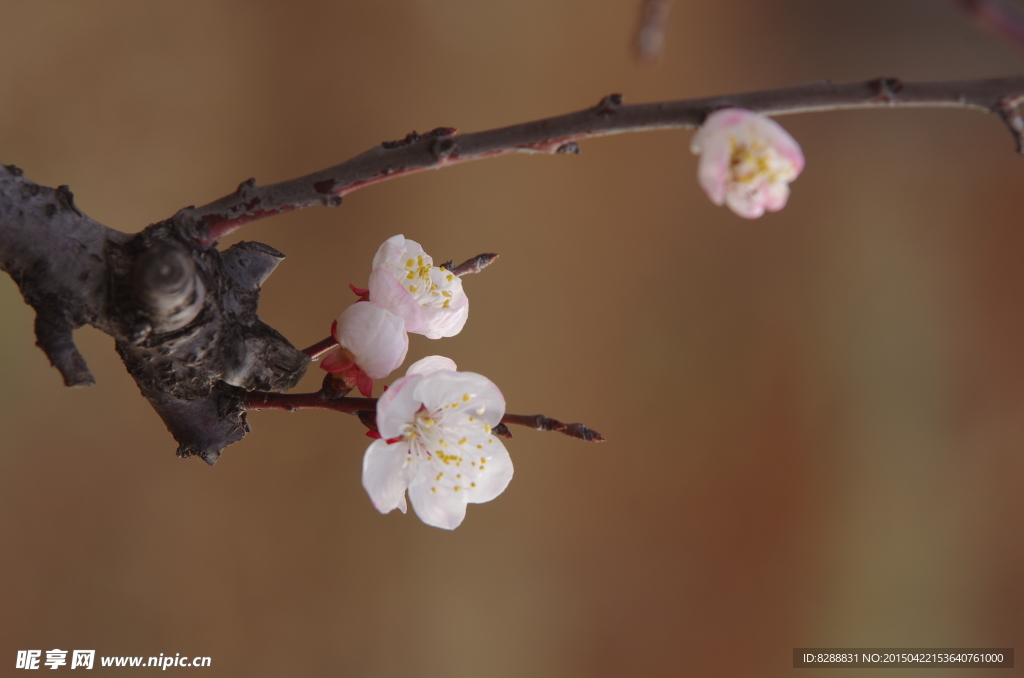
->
[321, 347, 375, 397]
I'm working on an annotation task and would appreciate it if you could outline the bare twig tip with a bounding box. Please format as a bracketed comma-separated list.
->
[500, 413, 604, 442]
[451, 253, 499, 276]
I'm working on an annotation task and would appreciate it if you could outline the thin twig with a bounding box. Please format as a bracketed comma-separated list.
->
[242, 391, 604, 442]
[302, 336, 338, 360]
[187, 75, 1024, 244]
[501, 413, 606, 442]
[244, 390, 376, 414]
[451, 253, 498, 276]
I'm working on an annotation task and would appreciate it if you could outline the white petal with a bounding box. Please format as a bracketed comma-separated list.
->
[413, 371, 506, 426]
[695, 143, 730, 206]
[761, 181, 791, 212]
[375, 373, 424, 440]
[406, 355, 458, 376]
[371, 234, 408, 272]
[367, 267, 424, 332]
[465, 438, 513, 504]
[371, 234, 429, 271]
[416, 296, 469, 339]
[691, 108, 760, 148]
[408, 479, 468, 530]
[755, 120, 805, 174]
[362, 439, 414, 514]
[336, 302, 408, 378]
[724, 190, 767, 219]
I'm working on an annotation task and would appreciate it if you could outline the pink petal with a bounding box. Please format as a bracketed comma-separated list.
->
[320, 347, 353, 374]
[367, 267, 424, 332]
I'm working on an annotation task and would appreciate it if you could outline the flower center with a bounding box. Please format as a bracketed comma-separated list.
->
[392, 253, 461, 310]
[728, 139, 797, 188]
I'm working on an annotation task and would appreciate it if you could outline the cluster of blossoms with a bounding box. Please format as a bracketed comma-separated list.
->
[690, 108, 805, 219]
[321, 235, 505, 530]
[321, 235, 468, 396]
[313, 110, 801, 528]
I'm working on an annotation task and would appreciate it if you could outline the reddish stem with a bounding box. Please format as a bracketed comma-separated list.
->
[242, 390, 605, 442]
[245, 390, 376, 414]
[302, 336, 338, 360]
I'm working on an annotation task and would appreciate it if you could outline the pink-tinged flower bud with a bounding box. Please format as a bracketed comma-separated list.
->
[690, 108, 805, 219]
[321, 302, 408, 396]
[368, 235, 469, 339]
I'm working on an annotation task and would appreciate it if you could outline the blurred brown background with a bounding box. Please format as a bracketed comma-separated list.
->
[2, 1, 1023, 675]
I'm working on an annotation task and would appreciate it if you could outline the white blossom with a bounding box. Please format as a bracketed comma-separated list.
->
[690, 108, 804, 219]
[368, 235, 469, 339]
[362, 357, 512, 529]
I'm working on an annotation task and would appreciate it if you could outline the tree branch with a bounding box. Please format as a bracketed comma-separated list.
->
[0, 164, 309, 464]
[6, 75, 1024, 463]
[242, 390, 605, 442]
[188, 75, 1024, 243]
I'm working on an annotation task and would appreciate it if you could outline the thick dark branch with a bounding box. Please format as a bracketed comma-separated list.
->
[0, 164, 308, 463]
[189, 76, 1024, 243]
[243, 391, 605, 442]
[0, 165, 123, 386]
